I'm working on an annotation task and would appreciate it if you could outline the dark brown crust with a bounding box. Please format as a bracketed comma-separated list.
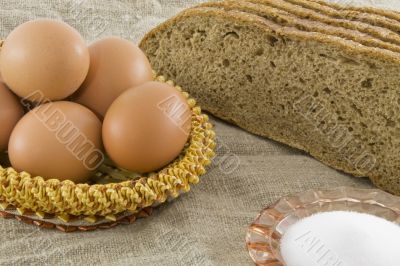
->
[140, 7, 400, 64]
[309, 0, 400, 22]
[284, 0, 400, 34]
[198, 1, 400, 54]
[245, 0, 400, 46]
[0, 207, 153, 232]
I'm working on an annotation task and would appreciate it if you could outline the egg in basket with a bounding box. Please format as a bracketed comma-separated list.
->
[0, 19, 215, 231]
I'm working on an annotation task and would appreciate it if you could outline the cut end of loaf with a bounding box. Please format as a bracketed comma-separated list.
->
[140, 6, 400, 195]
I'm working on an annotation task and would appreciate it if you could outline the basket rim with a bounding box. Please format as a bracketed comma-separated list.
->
[0, 73, 216, 219]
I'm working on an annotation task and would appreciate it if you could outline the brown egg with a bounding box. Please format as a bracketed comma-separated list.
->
[103, 82, 191, 173]
[0, 19, 89, 101]
[8, 101, 103, 183]
[73, 36, 153, 118]
[0, 82, 24, 152]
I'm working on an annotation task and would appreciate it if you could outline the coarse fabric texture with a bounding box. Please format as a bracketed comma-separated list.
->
[0, 0, 397, 265]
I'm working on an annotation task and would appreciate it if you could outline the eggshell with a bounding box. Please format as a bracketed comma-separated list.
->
[0, 82, 24, 151]
[73, 36, 153, 118]
[8, 101, 103, 183]
[103, 82, 191, 173]
[0, 19, 89, 101]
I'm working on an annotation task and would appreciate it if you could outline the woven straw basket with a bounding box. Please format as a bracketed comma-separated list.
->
[0, 40, 216, 231]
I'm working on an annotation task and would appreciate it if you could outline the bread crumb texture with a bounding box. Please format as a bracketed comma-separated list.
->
[140, 6, 400, 195]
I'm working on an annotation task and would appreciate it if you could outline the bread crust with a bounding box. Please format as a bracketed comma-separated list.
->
[309, 0, 400, 21]
[198, 0, 400, 54]
[289, 0, 400, 33]
[140, 7, 400, 63]
[246, 0, 400, 46]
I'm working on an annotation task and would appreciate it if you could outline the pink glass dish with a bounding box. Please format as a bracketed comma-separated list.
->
[245, 186, 400, 265]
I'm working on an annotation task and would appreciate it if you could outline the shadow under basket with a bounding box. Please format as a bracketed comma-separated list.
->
[0, 74, 216, 232]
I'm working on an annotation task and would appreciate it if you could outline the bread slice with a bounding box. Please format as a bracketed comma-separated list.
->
[198, 0, 400, 54]
[245, 0, 400, 46]
[283, 0, 400, 34]
[140, 6, 400, 195]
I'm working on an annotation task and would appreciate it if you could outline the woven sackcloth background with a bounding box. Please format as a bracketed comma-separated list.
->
[0, 0, 399, 265]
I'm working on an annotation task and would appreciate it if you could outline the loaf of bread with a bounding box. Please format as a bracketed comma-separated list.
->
[139, 2, 400, 195]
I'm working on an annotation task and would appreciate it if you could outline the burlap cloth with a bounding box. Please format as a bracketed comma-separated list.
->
[0, 0, 398, 265]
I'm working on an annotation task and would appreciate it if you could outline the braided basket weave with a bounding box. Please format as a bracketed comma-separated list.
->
[0, 40, 216, 231]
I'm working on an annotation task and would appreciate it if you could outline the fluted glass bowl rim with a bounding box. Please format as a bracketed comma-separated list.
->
[245, 186, 400, 265]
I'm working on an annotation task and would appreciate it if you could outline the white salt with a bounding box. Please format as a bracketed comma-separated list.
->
[280, 211, 400, 266]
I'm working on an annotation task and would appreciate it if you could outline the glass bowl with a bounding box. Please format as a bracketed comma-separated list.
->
[245, 186, 400, 265]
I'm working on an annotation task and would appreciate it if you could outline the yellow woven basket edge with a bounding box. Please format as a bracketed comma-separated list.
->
[0, 72, 216, 219]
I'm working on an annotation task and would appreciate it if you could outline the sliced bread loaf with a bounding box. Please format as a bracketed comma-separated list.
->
[246, 0, 400, 46]
[140, 7, 400, 195]
[198, 0, 400, 54]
